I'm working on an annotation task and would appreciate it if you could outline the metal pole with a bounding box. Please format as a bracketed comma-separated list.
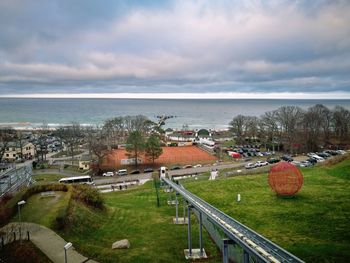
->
[199, 212, 203, 256]
[18, 204, 22, 245]
[243, 250, 249, 263]
[175, 193, 179, 224]
[183, 198, 186, 221]
[65, 248, 67, 263]
[188, 204, 192, 256]
[223, 239, 229, 263]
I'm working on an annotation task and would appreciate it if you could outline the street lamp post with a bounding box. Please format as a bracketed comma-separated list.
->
[64, 242, 73, 263]
[17, 200, 26, 244]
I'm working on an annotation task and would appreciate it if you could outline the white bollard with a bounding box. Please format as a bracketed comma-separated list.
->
[237, 194, 241, 202]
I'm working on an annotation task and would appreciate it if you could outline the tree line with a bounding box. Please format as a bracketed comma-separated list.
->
[229, 104, 350, 153]
[55, 115, 163, 173]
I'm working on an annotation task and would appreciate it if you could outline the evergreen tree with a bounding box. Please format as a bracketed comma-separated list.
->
[145, 134, 163, 164]
[126, 131, 145, 167]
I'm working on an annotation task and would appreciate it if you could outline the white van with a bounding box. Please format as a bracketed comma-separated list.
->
[103, 171, 114, 177]
[118, 169, 128, 176]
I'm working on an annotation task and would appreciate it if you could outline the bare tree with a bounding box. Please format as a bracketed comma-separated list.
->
[245, 116, 260, 143]
[261, 110, 280, 152]
[314, 104, 332, 142]
[229, 115, 246, 144]
[275, 106, 304, 154]
[124, 115, 154, 135]
[302, 106, 323, 152]
[56, 122, 83, 165]
[333, 106, 350, 142]
[15, 130, 25, 161]
[103, 117, 125, 147]
[90, 130, 108, 175]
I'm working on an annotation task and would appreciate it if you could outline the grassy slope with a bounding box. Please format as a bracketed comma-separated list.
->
[32, 174, 65, 184]
[61, 184, 222, 263]
[17, 191, 70, 228]
[184, 158, 350, 262]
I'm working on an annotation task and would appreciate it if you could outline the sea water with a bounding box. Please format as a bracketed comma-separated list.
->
[0, 98, 349, 130]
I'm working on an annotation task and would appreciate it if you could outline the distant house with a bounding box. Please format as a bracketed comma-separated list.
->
[79, 154, 91, 171]
[1, 141, 35, 162]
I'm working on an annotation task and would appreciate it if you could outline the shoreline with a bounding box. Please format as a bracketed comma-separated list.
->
[0, 122, 230, 131]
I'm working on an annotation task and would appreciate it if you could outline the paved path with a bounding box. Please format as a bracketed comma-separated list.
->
[0, 222, 98, 263]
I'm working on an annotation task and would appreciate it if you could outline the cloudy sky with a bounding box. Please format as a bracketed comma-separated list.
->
[0, 0, 350, 98]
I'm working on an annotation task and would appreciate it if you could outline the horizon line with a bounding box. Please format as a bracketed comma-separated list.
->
[0, 92, 350, 100]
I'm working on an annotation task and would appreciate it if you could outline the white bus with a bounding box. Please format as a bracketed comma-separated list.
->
[59, 176, 94, 185]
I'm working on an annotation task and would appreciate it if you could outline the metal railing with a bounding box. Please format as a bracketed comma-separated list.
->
[0, 165, 33, 197]
[162, 177, 304, 263]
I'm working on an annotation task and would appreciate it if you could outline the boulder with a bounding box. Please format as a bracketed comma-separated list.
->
[112, 239, 130, 249]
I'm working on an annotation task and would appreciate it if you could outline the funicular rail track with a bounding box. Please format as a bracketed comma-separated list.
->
[162, 178, 304, 263]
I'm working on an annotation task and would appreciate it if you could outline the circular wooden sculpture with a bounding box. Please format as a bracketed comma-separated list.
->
[268, 161, 303, 196]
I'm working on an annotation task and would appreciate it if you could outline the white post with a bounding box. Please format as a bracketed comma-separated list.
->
[64, 242, 73, 263]
[17, 200, 26, 244]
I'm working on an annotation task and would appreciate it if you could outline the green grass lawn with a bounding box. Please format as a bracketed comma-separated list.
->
[11, 157, 350, 262]
[17, 191, 70, 228]
[183, 158, 350, 262]
[32, 174, 65, 184]
[60, 185, 222, 263]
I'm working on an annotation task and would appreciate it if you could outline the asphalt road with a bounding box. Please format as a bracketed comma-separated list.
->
[93, 161, 248, 185]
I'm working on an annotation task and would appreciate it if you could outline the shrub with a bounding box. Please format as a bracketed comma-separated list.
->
[0, 192, 13, 204]
[72, 185, 105, 210]
[0, 207, 15, 226]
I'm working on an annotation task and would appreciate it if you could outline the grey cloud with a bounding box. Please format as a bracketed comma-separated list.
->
[0, 0, 349, 95]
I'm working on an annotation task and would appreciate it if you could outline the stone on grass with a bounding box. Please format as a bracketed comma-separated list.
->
[112, 239, 130, 249]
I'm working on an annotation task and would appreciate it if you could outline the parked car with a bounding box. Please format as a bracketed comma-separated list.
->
[102, 171, 114, 177]
[129, 170, 140, 174]
[281, 155, 293, 162]
[300, 161, 312, 167]
[255, 161, 268, 167]
[317, 152, 330, 159]
[308, 154, 325, 162]
[267, 158, 280, 164]
[170, 166, 181, 170]
[143, 168, 154, 173]
[183, 165, 193, 169]
[324, 150, 338, 156]
[291, 161, 301, 166]
[193, 164, 202, 168]
[336, 150, 347, 155]
[245, 163, 256, 169]
[117, 169, 128, 176]
[307, 158, 317, 165]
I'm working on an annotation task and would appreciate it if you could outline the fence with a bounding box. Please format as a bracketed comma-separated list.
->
[0, 165, 33, 198]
